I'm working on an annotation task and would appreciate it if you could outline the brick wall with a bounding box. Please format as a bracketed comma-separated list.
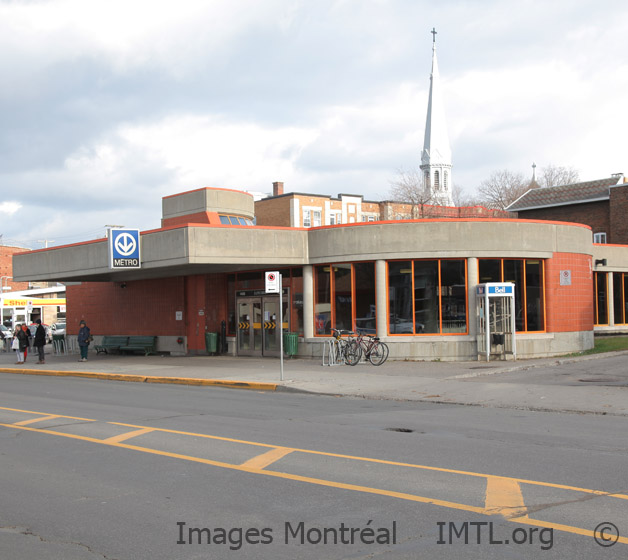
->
[0, 246, 31, 291]
[609, 184, 628, 244]
[518, 201, 609, 239]
[544, 253, 593, 333]
[67, 278, 186, 336]
[254, 196, 293, 226]
[67, 274, 229, 352]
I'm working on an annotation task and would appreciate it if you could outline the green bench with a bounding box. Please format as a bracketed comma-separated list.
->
[95, 336, 129, 355]
[119, 336, 157, 356]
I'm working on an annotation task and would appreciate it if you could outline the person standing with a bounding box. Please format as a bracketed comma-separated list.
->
[21, 323, 31, 362]
[14, 324, 28, 364]
[33, 319, 46, 364]
[77, 320, 91, 362]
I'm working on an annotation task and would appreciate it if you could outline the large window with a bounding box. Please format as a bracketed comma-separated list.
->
[613, 272, 628, 325]
[388, 259, 467, 335]
[314, 262, 376, 335]
[594, 272, 608, 325]
[478, 259, 545, 332]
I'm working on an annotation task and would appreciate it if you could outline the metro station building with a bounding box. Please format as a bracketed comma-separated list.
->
[12, 36, 628, 360]
[12, 185, 628, 361]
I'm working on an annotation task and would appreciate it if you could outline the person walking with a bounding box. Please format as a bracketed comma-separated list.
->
[77, 320, 91, 362]
[14, 324, 28, 364]
[33, 319, 47, 364]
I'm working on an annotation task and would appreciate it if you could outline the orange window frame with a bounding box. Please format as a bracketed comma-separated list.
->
[594, 272, 609, 326]
[476, 258, 546, 333]
[386, 259, 469, 336]
[313, 262, 376, 336]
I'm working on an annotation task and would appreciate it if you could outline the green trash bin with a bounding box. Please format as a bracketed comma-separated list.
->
[283, 332, 299, 357]
[205, 332, 218, 355]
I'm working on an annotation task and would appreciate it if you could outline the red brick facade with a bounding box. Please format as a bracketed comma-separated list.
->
[517, 201, 609, 241]
[609, 185, 628, 243]
[67, 275, 229, 352]
[0, 246, 30, 291]
[544, 253, 593, 333]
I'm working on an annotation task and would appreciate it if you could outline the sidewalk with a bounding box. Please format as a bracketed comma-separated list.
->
[1, 347, 627, 416]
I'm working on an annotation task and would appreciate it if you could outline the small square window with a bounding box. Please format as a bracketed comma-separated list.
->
[593, 232, 607, 244]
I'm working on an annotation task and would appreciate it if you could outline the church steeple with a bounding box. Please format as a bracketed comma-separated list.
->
[420, 28, 454, 206]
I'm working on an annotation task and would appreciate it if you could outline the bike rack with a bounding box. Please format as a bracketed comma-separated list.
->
[322, 339, 342, 367]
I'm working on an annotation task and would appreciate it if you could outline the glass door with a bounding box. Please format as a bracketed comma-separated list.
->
[237, 298, 263, 356]
[237, 293, 290, 357]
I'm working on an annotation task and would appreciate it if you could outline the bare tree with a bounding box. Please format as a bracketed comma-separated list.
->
[539, 164, 580, 187]
[477, 169, 528, 210]
[389, 167, 433, 218]
[451, 183, 481, 207]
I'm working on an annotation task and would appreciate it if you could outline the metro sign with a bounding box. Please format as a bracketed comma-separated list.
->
[109, 228, 141, 269]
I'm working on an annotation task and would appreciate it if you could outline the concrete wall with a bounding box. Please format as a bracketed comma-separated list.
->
[162, 187, 255, 221]
[307, 220, 593, 263]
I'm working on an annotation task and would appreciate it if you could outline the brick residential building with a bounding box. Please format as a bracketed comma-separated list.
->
[255, 182, 513, 228]
[507, 174, 627, 244]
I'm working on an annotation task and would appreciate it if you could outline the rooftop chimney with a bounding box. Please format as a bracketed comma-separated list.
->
[272, 181, 284, 196]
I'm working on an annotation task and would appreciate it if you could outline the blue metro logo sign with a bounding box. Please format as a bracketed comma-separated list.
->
[108, 229, 141, 269]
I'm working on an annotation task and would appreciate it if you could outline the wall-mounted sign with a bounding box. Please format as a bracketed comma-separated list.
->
[108, 228, 141, 269]
[175, 311, 183, 321]
[560, 270, 572, 286]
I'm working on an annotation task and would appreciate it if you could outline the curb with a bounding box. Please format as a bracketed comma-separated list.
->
[0, 368, 278, 391]
[448, 349, 628, 379]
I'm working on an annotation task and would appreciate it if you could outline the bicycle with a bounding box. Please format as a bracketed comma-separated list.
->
[330, 328, 361, 366]
[350, 329, 389, 366]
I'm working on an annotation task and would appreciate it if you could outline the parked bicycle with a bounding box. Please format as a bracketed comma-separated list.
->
[349, 329, 389, 366]
[330, 328, 361, 366]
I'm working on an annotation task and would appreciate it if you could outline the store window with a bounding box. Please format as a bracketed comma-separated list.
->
[314, 262, 376, 335]
[478, 259, 545, 332]
[388, 259, 467, 335]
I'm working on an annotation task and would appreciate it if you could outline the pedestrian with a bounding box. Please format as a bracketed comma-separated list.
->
[21, 323, 31, 362]
[77, 320, 91, 362]
[33, 319, 46, 364]
[14, 324, 28, 364]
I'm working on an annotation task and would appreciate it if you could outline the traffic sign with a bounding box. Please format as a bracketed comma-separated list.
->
[265, 271, 280, 293]
[108, 229, 141, 269]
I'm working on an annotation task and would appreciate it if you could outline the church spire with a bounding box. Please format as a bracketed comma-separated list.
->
[420, 28, 454, 206]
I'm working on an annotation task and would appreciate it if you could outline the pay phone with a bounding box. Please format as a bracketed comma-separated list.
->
[476, 283, 516, 361]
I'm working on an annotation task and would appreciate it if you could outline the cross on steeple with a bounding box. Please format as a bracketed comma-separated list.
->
[431, 27, 437, 43]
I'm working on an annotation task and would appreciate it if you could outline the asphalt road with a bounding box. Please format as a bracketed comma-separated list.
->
[1, 374, 627, 559]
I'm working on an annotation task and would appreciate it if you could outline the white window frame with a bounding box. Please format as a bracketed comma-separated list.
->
[303, 209, 311, 228]
[593, 232, 607, 244]
[313, 210, 322, 227]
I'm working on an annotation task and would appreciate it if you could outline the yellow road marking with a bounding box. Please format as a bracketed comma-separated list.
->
[102, 427, 155, 444]
[1, 406, 627, 546]
[240, 447, 293, 469]
[485, 476, 528, 518]
[13, 414, 61, 426]
[108, 421, 628, 501]
[0, 406, 94, 422]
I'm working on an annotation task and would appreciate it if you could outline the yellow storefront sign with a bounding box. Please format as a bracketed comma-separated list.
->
[2, 298, 66, 307]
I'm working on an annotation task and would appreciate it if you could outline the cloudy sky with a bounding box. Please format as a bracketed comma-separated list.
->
[1, 0, 627, 248]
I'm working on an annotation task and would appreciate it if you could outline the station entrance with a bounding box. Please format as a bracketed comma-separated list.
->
[236, 289, 289, 357]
